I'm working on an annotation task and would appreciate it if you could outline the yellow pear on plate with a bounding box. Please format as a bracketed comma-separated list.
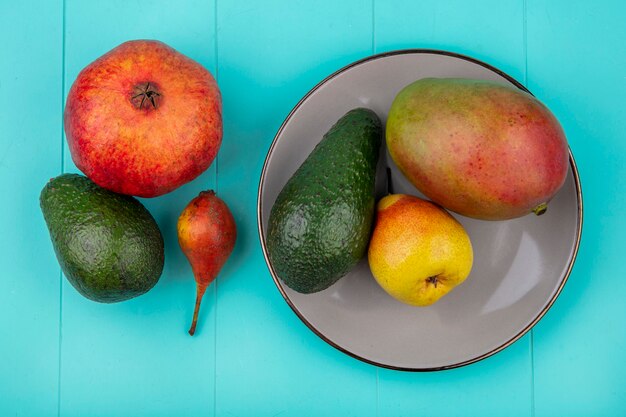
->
[368, 194, 473, 306]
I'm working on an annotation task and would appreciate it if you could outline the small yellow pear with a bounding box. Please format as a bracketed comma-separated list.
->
[368, 194, 473, 306]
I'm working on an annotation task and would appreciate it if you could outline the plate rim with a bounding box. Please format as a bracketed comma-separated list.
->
[256, 48, 584, 372]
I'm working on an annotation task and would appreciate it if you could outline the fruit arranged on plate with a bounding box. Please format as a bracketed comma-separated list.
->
[40, 174, 164, 303]
[267, 77, 569, 306]
[178, 191, 237, 336]
[64, 40, 222, 198]
[387, 78, 569, 220]
[267, 108, 382, 293]
[368, 194, 473, 306]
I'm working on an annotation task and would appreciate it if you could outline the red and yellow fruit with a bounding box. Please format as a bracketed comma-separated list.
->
[368, 194, 473, 306]
[64, 40, 222, 197]
[386, 78, 569, 220]
[178, 190, 236, 335]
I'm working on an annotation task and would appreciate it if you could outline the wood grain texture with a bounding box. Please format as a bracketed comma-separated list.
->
[0, 1, 63, 415]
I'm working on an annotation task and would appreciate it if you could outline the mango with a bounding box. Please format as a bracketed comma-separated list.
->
[386, 78, 569, 220]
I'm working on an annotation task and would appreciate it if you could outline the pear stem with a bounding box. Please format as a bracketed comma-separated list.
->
[386, 167, 395, 195]
[188, 284, 208, 336]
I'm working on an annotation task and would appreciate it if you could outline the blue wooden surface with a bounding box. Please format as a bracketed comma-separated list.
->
[1, 0, 624, 415]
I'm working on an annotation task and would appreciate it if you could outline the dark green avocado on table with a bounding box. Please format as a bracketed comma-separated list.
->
[40, 174, 164, 303]
[267, 108, 382, 293]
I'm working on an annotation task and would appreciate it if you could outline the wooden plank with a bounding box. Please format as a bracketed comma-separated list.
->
[374, 0, 526, 84]
[374, 1, 533, 415]
[0, 1, 63, 415]
[215, 1, 378, 416]
[59, 1, 217, 415]
[527, 0, 626, 414]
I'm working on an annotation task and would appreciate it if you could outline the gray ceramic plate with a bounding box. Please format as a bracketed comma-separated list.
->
[257, 50, 582, 371]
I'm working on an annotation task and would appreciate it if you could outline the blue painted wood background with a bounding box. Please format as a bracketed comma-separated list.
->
[1, 0, 624, 415]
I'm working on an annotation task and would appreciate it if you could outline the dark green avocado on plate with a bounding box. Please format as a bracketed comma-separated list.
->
[267, 108, 382, 293]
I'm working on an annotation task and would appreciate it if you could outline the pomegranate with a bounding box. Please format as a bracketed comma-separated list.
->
[64, 40, 222, 197]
